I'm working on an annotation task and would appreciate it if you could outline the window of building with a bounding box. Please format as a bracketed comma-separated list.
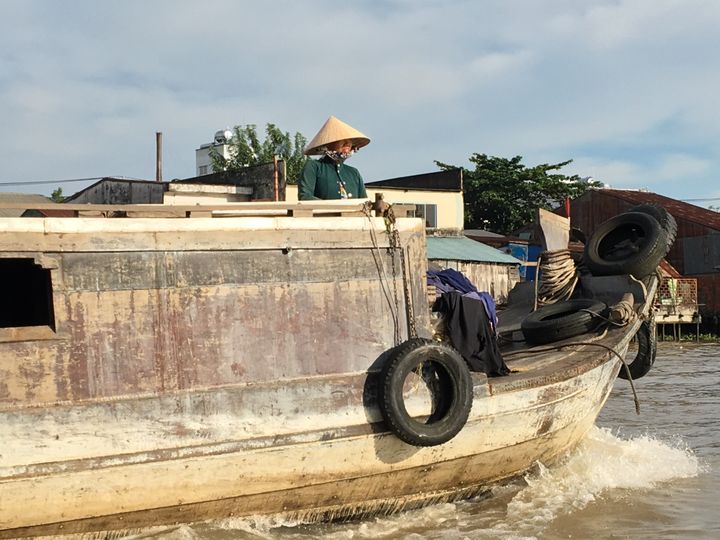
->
[0, 258, 55, 330]
[409, 203, 438, 229]
[198, 165, 209, 175]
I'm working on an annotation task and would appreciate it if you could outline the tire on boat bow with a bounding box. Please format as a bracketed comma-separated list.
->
[378, 338, 473, 447]
[584, 211, 669, 278]
[628, 203, 677, 247]
[521, 299, 607, 345]
[618, 319, 657, 380]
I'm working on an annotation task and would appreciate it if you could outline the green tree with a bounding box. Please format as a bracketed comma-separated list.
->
[50, 187, 64, 202]
[436, 154, 602, 235]
[210, 123, 308, 184]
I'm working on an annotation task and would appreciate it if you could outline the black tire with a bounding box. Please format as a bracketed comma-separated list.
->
[378, 338, 473, 447]
[584, 212, 669, 277]
[570, 227, 587, 244]
[521, 299, 607, 345]
[629, 203, 677, 247]
[618, 320, 657, 380]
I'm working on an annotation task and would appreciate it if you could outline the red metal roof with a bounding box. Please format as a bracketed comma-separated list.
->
[36, 209, 77, 217]
[659, 259, 682, 278]
[597, 189, 720, 232]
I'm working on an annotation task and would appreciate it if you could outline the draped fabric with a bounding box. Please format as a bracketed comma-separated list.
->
[433, 291, 509, 377]
[427, 268, 498, 332]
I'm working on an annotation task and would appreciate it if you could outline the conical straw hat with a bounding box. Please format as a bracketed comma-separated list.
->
[304, 116, 370, 156]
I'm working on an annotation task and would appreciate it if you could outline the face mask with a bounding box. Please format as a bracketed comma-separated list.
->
[323, 149, 354, 163]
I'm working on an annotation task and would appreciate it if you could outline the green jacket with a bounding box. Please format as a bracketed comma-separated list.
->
[298, 156, 367, 200]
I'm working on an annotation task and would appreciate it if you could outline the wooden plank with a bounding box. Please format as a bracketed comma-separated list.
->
[0, 326, 59, 344]
[55, 249, 399, 291]
[125, 210, 186, 218]
[537, 208, 569, 251]
[0, 230, 397, 252]
[0, 201, 369, 215]
[0, 217, 425, 253]
[0, 201, 418, 219]
[289, 208, 313, 217]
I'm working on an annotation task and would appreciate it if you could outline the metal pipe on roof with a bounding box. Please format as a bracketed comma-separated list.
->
[156, 132, 163, 182]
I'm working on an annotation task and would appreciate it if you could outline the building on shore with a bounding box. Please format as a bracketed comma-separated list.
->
[567, 188, 718, 336]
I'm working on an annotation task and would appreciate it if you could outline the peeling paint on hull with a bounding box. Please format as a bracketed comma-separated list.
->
[0, 214, 639, 537]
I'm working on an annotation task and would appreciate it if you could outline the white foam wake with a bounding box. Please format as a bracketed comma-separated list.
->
[484, 425, 701, 539]
[189, 425, 702, 539]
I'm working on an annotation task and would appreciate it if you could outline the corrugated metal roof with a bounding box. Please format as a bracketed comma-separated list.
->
[597, 189, 720, 232]
[23, 208, 77, 218]
[427, 236, 522, 265]
[0, 192, 52, 217]
[367, 169, 463, 191]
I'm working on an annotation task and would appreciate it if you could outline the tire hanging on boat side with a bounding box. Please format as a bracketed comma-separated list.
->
[584, 212, 669, 278]
[377, 338, 473, 447]
[618, 319, 657, 380]
[521, 299, 607, 345]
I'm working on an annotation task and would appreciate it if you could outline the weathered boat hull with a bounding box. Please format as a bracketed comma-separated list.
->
[0, 339, 627, 537]
[0, 211, 640, 537]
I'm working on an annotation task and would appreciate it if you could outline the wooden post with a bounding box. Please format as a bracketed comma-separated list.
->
[156, 132, 163, 182]
[273, 155, 279, 201]
[372, 193, 389, 216]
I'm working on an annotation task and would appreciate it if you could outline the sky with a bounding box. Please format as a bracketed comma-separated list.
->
[1, 0, 719, 206]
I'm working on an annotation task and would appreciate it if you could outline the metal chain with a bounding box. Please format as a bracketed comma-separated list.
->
[386, 207, 417, 339]
[399, 236, 418, 339]
[362, 202, 401, 344]
[385, 210, 402, 344]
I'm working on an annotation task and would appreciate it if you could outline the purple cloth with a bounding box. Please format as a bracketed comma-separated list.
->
[428, 269, 497, 333]
[429, 268, 478, 295]
[432, 292, 509, 377]
[427, 272, 453, 294]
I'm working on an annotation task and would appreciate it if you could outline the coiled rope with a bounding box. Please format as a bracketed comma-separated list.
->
[533, 249, 579, 310]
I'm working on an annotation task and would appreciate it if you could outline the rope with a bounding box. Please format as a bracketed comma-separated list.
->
[385, 205, 417, 340]
[607, 300, 635, 326]
[362, 201, 417, 344]
[533, 249, 579, 310]
[628, 273, 648, 304]
[503, 333, 641, 414]
[362, 203, 401, 344]
[504, 312, 642, 414]
[394, 229, 418, 339]
[581, 308, 634, 328]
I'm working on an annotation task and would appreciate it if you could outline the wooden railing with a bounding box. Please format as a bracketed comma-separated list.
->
[654, 277, 700, 326]
[0, 200, 415, 219]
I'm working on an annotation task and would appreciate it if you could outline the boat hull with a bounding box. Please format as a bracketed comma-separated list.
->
[0, 213, 642, 537]
[0, 342, 624, 538]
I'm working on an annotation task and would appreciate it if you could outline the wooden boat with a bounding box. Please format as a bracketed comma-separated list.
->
[0, 200, 666, 538]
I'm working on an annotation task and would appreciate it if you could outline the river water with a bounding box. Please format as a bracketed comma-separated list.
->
[139, 343, 719, 540]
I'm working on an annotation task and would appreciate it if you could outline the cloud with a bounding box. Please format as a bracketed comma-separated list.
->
[566, 153, 713, 194]
[0, 0, 719, 204]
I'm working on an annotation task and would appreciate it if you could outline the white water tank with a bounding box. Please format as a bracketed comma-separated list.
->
[214, 129, 233, 144]
[196, 129, 234, 176]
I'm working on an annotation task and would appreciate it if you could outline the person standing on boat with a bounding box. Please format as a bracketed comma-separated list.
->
[298, 115, 370, 200]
